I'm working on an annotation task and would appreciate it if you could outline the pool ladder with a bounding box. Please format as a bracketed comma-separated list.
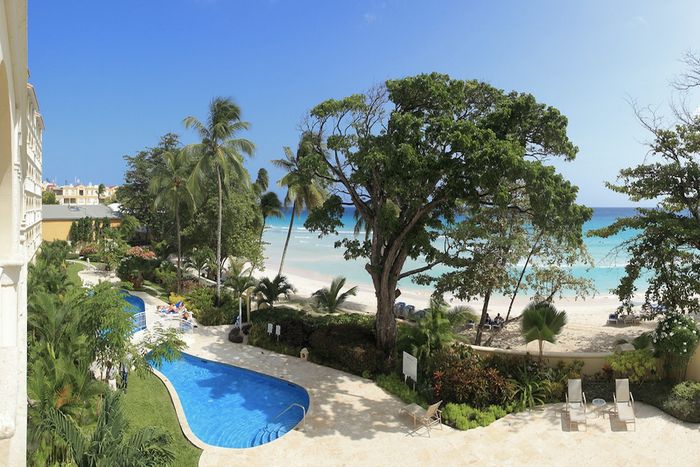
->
[272, 402, 306, 430]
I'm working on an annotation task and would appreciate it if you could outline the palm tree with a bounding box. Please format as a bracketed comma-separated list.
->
[258, 191, 283, 245]
[273, 135, 326, 276]
[150, 149, 194, 293]
[184, 97, 254, 303]
[186, 246, 214, 279]
[254, 274, 295, 309]
[97, 183, 105, 204]
[521, 302, 568, 361]
[41, 391, 174, 466]
[312, 276, 358, 313]
[225, 257, 257, 298]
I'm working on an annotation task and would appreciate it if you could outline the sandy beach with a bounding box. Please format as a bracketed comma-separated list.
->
[266, 262, 656, 354]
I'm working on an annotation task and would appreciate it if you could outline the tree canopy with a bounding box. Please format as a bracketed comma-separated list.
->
[302, 73, 588, 352]
[591, 55, 700, 315]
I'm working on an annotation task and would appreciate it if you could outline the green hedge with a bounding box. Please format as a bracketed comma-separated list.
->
[441, 403, 510, 430]
[375, 373, 428, 407]
[249, 307, 388, 377]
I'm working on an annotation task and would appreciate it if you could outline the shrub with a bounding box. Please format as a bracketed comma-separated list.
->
[184, 287, 236, 325]
[309, 323, 385, 377]
[375, 373, 428, 407]
[441, 403, 509, 430]
[607, 349, 657, 383]
[663, 381, 700, 422]
[431, 346, 512, 408]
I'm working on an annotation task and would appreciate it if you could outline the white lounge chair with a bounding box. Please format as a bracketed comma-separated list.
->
[565, 379, 587, 431]
[613, 378, 636, 431]
[401, 400, 443, 436]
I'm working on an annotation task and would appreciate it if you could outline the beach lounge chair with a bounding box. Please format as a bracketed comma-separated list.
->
[401, 400, 443, 436]
[565, 379, 587, 431]
[607, 313, 618, 325]
[613, 378, 636, 431]
[466, 320, 475, 330]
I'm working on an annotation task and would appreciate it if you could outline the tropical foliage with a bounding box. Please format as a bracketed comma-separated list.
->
[312, 276, 358, 313]
[302, 73, 587, 352]
[273, 134, 326, 275]
[183, 97, 255, 303]
[150, 149, 194, 293]
[520, 302, 568, 361]
[27, 241, 185, 465]
[254, 274, 295, 309]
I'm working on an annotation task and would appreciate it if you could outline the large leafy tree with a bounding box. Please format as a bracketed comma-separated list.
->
[303, 73, 585, 352]
[273, 134, 327, 275]
[118, 133, 180, 242]
[150, 149, 194, 293]
[184, 97, 254, 303]
[181, 181, 263, 279]
[591, 55, 700, 315]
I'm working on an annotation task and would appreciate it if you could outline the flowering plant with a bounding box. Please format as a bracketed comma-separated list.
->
[652, 313, 700, 380]
[125, 246, 156, 260]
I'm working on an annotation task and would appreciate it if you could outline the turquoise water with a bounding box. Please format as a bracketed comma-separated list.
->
[154, 353, 310, 448]
[262, 207, 643, 297]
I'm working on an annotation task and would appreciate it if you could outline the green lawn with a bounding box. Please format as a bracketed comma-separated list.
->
[122, 371, 202, 467]
[67, 261, 86, 286]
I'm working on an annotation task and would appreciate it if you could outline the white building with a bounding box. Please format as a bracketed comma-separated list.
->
[0, 1, 42, 465]
[52, 183, 118, 205]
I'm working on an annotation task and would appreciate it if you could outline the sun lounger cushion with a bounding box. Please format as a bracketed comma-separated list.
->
[616, 402, 635, 422]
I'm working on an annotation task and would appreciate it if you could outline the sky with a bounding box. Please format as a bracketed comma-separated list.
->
[29, 0, 700, 207]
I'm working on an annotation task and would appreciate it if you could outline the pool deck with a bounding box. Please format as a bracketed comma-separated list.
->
[178, 325, 699, 467]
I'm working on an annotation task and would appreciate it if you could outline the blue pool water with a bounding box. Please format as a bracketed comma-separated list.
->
[154, 353, 310, 448]
[121, 291, 147, 332]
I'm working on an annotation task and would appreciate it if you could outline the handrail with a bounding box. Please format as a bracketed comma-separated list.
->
[272, 402, 306, 430]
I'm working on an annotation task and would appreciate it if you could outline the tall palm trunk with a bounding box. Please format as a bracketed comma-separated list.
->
[248, 217, 267, 280]
[278, 200, 297, 276]
[176, 204, 182, 294]
[216, 167, 223, 304]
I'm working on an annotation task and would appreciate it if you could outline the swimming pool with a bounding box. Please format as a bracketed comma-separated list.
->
[154, 353, 309, 448]
[121, 291, 147, 332]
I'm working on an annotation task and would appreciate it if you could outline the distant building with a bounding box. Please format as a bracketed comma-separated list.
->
[42, 204, 121, 242]
[48, 183, 118, 205]
[0, 1, 43, 465]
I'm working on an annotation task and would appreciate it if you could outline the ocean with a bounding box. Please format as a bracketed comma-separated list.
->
[261, 207, 642, 297]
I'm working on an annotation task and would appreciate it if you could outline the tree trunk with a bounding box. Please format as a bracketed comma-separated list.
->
[176, 204, 182, 294]
[374, 274, 398, 354]
[278, 201, 297, 276]
[538, 340, 544, 362]
[475, 289, 492, 345]
[216, 168, 223, 304]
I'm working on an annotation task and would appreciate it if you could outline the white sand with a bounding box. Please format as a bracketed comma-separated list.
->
[265, 263, 655, 353]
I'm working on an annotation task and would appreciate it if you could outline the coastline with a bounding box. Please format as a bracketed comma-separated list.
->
[260, 258, 654, 354]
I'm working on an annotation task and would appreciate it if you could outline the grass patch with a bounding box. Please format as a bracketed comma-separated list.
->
[66, 262, 86, 287]
[375, 373, 428, 407]
[122, 371, 201, 467]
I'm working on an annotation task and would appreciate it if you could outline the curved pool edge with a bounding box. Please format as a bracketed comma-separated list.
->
[149, 351, 312, 452]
